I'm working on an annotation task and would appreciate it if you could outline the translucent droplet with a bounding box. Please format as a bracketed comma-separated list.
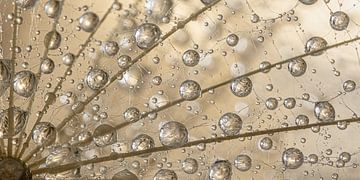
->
[62, 53, 75, 66]
[179, 80, 201, 101]
[16, 0, 38, 9]
[117, 55, 132, 69]
[330, 11, 349, 31]
[305, 36, 327, 56]
[283, 97, 296, 109]
[0, 60, 11, 95]
[265, 97, 278, 110]
[288, 58, 307, 77]
[40, 58, 55, 74]
[182, 49, 200, 67]
[230, 77, 252, 97]
[123, 107, 141, 122]
[112, 169, 138, 180]
[218, 112, 242, 136]
[93, 124, 117, 147]
[182, 158, 198, 174]
[159, 121, 188, 147]
[209, 160, 232, 180]
[234, 154, 252, 171]
[145, 0, 172, 19]
[295, 115, 309, 126]
[103, 41, 119, 56]
[0, 107, 28, 138]
[343, 80, 356, 92]
[314, 101, 335, 122]
[44, 0, 60, 18]
[339, 152, 351, 163]
[44, 31, 61, 50]
[259, 137, 273, 150]
[299, 0, 317, 5]
[45, 144, 80, 179]
[134, 23, 161, 49]
[79, 12, 99, 32]
[32, 122, 56, 146]
[226, 34, 239, 47]
[154, 169, 177, 180]
[282, 148, 304, 169]
[85, 68, 109, 90]
[201, 0, 216, 5]
[131, 134, 155, 157]
[13, 70, 37, 98]
[308, 154, 318, 164]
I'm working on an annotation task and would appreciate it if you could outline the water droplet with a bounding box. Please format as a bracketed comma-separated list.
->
[314, 101, 335, 122]
[230, 77, 252, 97]
[330, 11, 349, 31]
[79, 12, 99, 32]
[282, 148, 304, 169]
[179, 80, 201, 101]
[134, 23, 161, 49]
[13, 70, 37, 98]
[288, 58, 307, 77]
[209, 160, 232, 180]
[234, 154, 252, 171]
[85, 68, 109, 90]
[159, 121, 188, 147]
[182, 49, 200, 67]
[32, 122, 56, 146]
[218, 112, 242, 136]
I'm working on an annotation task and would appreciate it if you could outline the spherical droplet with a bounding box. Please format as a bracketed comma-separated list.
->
[93, 124, 117, 147]
[182, 158, 198, 174]
[330, 11, 349, 31]
[44, 31, 61, 50]
[134, 23, 161, 49]
[0, 107, 28, 138]
[16, 0, 38, 9]
[209, 160, 232, 180]
[32, 122, 56, 146]
[79, 12, 99, 32]
[44, 0, 60, 18]
[112, 169, 138, 180]
[265, 97, 278, 110]
[62, 53, 75, 66]
[339, 152, 351, 163]
[308, 154, 318, 164]
[201, 0, 216, 5]
[159, 121, 188, 147]
[131, 134, 155, 157]
[179, 80, 201, 101]
[153, 169, 177, 180]
[13, 70, 37, 98]
[234, 154, 252, 171]
[299, 0, 317, 5]
[314, 101, 335, 122]
[123, 107, 141, 122]
[40, 58, 55, 74]
[226, 34, 239, 47]
[343, 80, 356, 92]
[284, 97, 296, 109]
[259, 137, 273, 150]
[117, 55, 132, 69]
[218, 112, 242, 136]
[282, 148, 304, 169]
[288, 58, 307, 77]
[182, 49, 200, 67]
[103, 41, 119, 56]
[85, 68, 109, 90]
[0, 60, 11, 95]
[230, 77, 252, 97]
[295, 115, 309, 126]
[305, 36, 327, 56]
